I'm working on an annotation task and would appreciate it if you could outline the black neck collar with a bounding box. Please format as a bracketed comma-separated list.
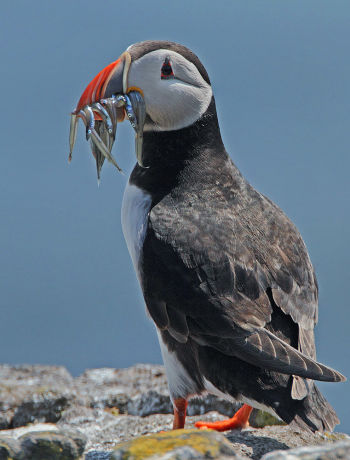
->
[129, 97, 228, 202]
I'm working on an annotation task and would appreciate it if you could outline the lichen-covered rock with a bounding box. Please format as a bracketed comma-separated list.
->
[0, 424, 86, 460]
[60, 410, 231, 453]
[0, 436, 21, 460]
[110, 429, 242, 460]
[0, 365, 348, 459]
[261, 439, 350, 459]
[18, 430, 81, 460]
[250, 411, 285, 429]
[0, 363, 280, 431]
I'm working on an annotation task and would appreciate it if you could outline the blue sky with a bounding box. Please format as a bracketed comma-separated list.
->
[0, 0, 349, 432]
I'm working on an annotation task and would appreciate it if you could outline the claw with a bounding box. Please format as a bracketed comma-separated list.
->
[68, 113, 78, 162]
[90, 128, 122, 172]
[84, 106, 95, 140]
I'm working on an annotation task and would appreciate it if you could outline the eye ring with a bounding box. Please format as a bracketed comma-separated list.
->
[161, 57, 175, 80]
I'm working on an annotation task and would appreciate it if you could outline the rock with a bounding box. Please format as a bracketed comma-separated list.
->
[0, 364, 348, 459]
[187, 394, 238, 418]
[75, 365, 242, 418]
[0, 365, 74, 410]
[0, 363, 274, 428]
[261, 439, 350, 459]
[250, 410, 285, 429]
[0, 413, 12, 431]
[110, 428, 242, 460]
[76, 365, 168, 410]
[127, 390, 173, 416]
[225, 426, 348, 460]
[0, 365, 75, 429]
[12, 394, 70, 427]
[0, 437, 21, 460]
[0, 424, 86, 460]
[60, 410, 175, 453]
[77, 413, 348, 459]
[18, 430, 80, 460]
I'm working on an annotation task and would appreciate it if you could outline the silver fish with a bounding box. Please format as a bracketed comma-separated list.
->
[68, 113, 78, 163]
[92, 102, 113, 136]
[115, 94, 137, 129]
[90, 121, 105, 182]
[69, 91, 147, 177]
[78, 109, 88, 125]
[90, 128, 122, 172]
[127, 91, 147, 167]
[123, 94, 138, 129]
[100, 98, 118, 140]
[84, 106, 95, 141]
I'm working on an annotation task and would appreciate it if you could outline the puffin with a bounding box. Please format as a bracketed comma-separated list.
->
[70, 40, 346, 432]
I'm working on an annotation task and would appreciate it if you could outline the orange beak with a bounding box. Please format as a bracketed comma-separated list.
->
[74, 51, 131, 113]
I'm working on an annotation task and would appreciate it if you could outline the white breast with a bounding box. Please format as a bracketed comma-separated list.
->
[121, 182, 152, 279]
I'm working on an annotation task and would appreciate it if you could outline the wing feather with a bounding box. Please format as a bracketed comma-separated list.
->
[140, 171, 344, 384]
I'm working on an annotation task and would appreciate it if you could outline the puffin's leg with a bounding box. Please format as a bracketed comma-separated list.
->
[173, 398, 188, 429]
[195, 404, 253, 431]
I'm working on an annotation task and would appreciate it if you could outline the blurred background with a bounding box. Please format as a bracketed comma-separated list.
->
[0, 0, 349, 431]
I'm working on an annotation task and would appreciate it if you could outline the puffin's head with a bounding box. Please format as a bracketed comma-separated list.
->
[69, 41, 213, 177]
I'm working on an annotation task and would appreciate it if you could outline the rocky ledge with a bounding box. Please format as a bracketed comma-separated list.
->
[0, 364, 348, 459]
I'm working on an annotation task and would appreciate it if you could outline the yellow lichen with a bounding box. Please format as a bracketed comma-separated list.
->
[105, 407, 120, 416]
[117, 429, 224, 460]
[252, 410, 285, 428]
[35, 386, 50, 395]
[323, 432, 347, 442]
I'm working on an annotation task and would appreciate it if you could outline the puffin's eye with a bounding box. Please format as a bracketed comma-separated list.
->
[161, 57, 174, 80]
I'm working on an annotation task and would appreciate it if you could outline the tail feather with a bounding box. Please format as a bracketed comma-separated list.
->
[286, 384, 340, 432]
[206, 328, 346, 383]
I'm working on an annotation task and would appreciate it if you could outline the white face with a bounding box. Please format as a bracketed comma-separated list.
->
[127, 49, 212, 132]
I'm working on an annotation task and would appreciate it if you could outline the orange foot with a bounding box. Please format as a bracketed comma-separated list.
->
[195, 404, 253, 432]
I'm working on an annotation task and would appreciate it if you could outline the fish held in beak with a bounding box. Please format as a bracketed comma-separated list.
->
[68, 51, 147, 181]
[127, 91, 147, 168]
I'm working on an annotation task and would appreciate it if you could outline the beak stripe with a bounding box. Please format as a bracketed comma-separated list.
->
[100, 58, 121, 101]
[122, 52, 131, 93]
